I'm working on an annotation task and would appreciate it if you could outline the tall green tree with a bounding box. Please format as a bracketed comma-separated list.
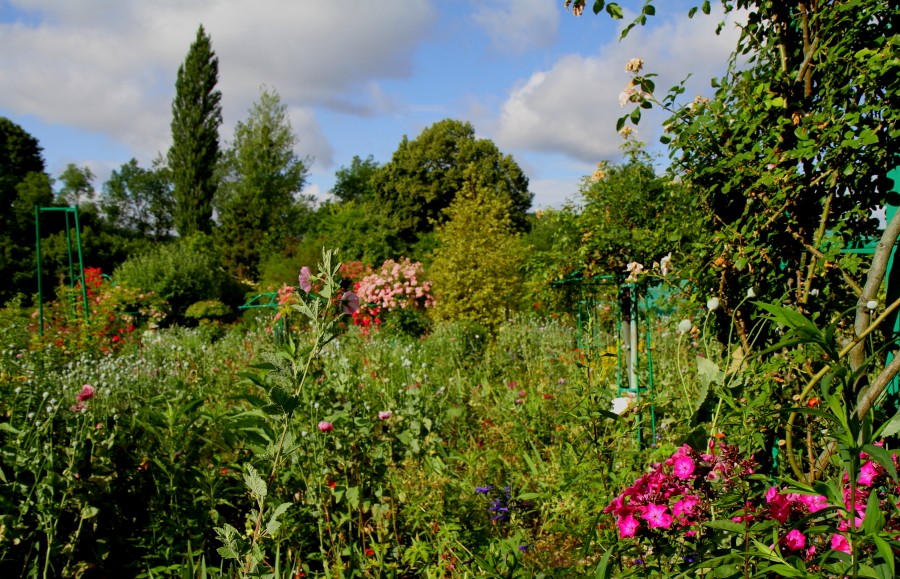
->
[430, 165, 525, 330]
[101, 157, 174, 241]
[370, 119, 532, 257]
[168, 24, 222, 238]
[216, 87, 309, 279]
[0, 117, 53, 302]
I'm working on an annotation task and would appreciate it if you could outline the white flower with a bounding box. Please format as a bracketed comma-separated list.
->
[659, 253, 672, 276]
[611, 397, 633, 415]
[866, 300, 878, 311]
[707, 297, 720, 311]
[625, 58, 644, 74]
[625, 262, 644, 282]
[677, 319, 693, 334]
[747, 287, 758, 299]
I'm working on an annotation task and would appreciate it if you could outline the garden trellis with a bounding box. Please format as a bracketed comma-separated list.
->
[34, 205, 88, 336]
[553, 272, 656, 446]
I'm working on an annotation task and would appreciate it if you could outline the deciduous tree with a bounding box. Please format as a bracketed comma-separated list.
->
[216, 87, 309, 279]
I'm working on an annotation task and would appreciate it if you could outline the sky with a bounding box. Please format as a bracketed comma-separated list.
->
[0, 0, 743, 210]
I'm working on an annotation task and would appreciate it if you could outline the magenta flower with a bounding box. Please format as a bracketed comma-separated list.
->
[673, 495, 699, 518]
[70, 402, 86, 412]
[76, 384, 95, 402]
[640, 504, 673, 530]
[831, 533, 851, 553]
[317, 421, 334, 432]
[617, 513, 640, 538]
[378, 410, 392, 420]
[782, 529, 806, 551]
[298, 266, 312, 293]
[341, 291, 360, 315]
[858, 461, 878, 486]
[673, 455, 695, 479]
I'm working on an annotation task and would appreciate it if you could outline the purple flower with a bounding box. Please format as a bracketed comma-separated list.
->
[341, 291, 360, 315]
[317, 420, 334, 433]
[475, 485, 494, 495]
[298, 266, 312, 293]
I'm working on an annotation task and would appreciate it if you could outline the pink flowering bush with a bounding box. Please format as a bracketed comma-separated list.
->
[353, 258, 434, 335]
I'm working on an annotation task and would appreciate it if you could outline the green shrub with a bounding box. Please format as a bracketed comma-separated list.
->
[113, 235, 239, 323]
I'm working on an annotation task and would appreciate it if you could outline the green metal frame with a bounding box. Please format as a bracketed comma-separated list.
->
[555, 272, 656, 446]
[35, 206, 89, 337]
[238, 292, 287, 340]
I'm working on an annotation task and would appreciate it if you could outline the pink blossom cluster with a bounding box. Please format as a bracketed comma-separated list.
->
[607, 440, 900, 564]
[763, 446, 900, 557]
[354, 258, 434, 312]
[605, 442, 757, 539]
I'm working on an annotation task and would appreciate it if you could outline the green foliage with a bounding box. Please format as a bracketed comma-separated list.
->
[56, 163, 96, 207]
[100, 157, 174, 241]
[430, 167, 525, 330]
[576, 143, 699, 276]
[330, 154, 379, 203]
[216, 86, 310, 280]
[184, 299, 230, 322]
[168, 24, 222, 238]
[112, 236, 237, 323]
[370, 118, 532, 257]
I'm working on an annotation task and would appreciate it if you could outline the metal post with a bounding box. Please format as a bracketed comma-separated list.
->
[35, 206, 44, 336]
[73, 206, 89, 320]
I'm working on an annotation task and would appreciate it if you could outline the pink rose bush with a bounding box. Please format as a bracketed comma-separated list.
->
[352, 258, 434, 334]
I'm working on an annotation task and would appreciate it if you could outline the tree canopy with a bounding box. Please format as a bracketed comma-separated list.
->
[370, 119, 532, 255]
[216, 87, 310, 279]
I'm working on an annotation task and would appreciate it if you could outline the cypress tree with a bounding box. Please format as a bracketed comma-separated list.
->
[168, 24, 221, 237]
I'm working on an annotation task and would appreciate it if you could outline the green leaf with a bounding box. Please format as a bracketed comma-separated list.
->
[702, 520, 745, 533]
[688, 6, 698, 17]
[696, 356, 724, 387]
[877, 409, 900, 438]
[606, 3, 623, 19]
[872, 534, 896, 578]
[346, 486, 360, 510]
[616, 116, 627, 132]
[862, 489, 885, 535]
[244, 464, 267, 502]
[592, 0, 605, 15]
[702, 0, 711, 14]
[643, 4, 655, 16]
[594, 547, 612, 579]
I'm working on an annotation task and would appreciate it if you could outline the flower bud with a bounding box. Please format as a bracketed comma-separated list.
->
[677, 319, 692, 334]
[706, 297, 720, 311]
[866, 300, 878, 311]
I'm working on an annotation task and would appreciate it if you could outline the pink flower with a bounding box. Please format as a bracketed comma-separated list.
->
[830, 533, 851, 553]
[673, 456, 695, 479]
[617, 513, 640, 538]
[640, 504, 673, 530]
[673, 495, 699, 518]
[782, 529, 806, 551]
[798, 494, 828, 513]
[298, 266, 312, 293]
[70, 403, 86, 412]
[317, 421, 334, 433]
[76, 384, 95, 402]
[858, 461, 878, 486]
[341, 291, 360, 315]
[378, 411, 392, 420]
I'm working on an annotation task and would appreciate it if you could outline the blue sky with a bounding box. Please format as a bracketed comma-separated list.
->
[0, 0, 740, 209]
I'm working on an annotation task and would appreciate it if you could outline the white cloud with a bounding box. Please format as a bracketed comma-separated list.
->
[0, 0, 436, 167]
[471, 0, 559, 54]
[492, 8, 741, 164]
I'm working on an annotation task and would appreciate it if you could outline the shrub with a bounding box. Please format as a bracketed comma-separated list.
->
[113, 235, 236, 323]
